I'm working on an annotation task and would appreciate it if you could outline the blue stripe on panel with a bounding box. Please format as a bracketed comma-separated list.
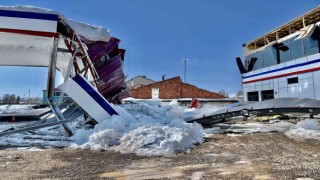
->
[0, 9, 58, 21]
[243, 58, 320, 79]
[73, 75, 118, 116]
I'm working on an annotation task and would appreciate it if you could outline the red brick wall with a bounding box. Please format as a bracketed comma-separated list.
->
[181, 83, 224, 98]
[130, 77, 224, 99]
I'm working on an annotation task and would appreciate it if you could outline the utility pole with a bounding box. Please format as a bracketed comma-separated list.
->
[184, 58, 187, 83]
[28, 89, 30, 104]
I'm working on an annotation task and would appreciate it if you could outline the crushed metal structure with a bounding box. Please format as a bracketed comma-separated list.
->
[0, 6, 128, 137]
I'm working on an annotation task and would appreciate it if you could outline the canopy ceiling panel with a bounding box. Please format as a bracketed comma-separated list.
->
[0, 32, 53, 67]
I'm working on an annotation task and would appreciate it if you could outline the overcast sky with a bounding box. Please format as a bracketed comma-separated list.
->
[0, 0, 319, 98]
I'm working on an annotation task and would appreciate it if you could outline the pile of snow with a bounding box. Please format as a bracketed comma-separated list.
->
[0, 105, 33, 114]
[285, 119, 320, 141]
[70, 100, 204, 156]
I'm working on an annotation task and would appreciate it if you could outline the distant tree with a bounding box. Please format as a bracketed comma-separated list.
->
[236, 90, 243, 97]
[9, 94, 16, 104]
[3, 94, 10, 104]
[218, 90, 229, 98]
[16, 96, 20, 104]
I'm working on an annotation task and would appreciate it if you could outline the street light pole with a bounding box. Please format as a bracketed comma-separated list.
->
[184, 58, 187, 83]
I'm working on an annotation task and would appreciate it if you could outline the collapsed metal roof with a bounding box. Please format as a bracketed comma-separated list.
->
[0, 5, 129, 103]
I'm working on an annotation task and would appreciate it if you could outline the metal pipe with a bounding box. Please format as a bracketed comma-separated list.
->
[46, 37, 59, 99]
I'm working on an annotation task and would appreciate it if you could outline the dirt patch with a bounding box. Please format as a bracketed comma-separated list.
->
[0, 133, 320, 179]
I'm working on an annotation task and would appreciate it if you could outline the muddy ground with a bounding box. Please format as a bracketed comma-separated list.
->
[0, 133, 320, 180]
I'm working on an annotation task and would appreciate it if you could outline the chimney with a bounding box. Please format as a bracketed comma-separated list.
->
[162, 74, 166, 81]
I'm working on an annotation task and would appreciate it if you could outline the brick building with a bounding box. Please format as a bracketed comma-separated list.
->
[130, 77, 224, 99]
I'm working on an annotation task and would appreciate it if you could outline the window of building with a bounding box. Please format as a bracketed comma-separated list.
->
[261, 90, 274, 101]
[287, 77, 298, 84]
[303, 37, 319, 56]
[280, 40, 291, 63]
[244, 35, 320, 72]
[262, 48, 277, 68]
[253, 54, 264, 70]
[290, 39, 304, 59]
[54, 92, 61, 96]
[247, 91, 259, 101]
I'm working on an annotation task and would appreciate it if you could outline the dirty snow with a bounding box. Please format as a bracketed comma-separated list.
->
[285, 119, 320, 141]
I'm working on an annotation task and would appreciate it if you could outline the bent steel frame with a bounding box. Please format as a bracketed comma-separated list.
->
[187, 98, 320, 126]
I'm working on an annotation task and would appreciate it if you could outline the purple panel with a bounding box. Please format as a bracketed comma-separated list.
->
[95, 54, 129, 103]
[82, 36, 129, 103]
[86, 37, 120, 63]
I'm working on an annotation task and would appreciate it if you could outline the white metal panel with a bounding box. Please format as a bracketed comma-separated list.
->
[299, 84, 314, 98]
[298, 72, 313, 79]
[268, 65, 276, 71]
[285, 60, 296, 66]
[307, 53, 320, 61]
[249, 86, 256, 91]
[288, 86, 299, 97]
[244, 91, 248, 101]
[295, 57, 307, 64]
[278, 88, 288, 98]
[255, 81, 262, 86]
[255, 69, 262, 74]
[262, 80, 270, 85]
[256, 85, 262, 91]
[261, 67, 268, 73]
[278, 77, 287, 82]
[270, 83, 274, 89]
[276, 63, 285, 68]
[287, 74, 298, 79]
[273, 79, 279, 98]
[244, 87, 249, 92]
[313, 71, 320, 100]
[279, 81, 288, 89]
[58, 75, 117, 122]
[262, 84, 270, 90]
[0, 16, 57, 33]
[299, 77, 314, 86]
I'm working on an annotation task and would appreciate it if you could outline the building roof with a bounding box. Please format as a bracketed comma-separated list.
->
[245, 6, 320, 50]
[126, 75, 156, 83]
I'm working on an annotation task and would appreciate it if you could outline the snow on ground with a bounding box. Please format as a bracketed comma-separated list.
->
[205, 118, 320, 142]
[0, 105, 34, 114]
[70, 100, 204, 156]
[285, 119, 320, 141]
[2, 102, 320, 156]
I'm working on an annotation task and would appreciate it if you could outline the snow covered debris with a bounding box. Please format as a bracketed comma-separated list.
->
[285, 119, 320, 141]
[205, 121, 294, 135]
[70, 101, 204, 156]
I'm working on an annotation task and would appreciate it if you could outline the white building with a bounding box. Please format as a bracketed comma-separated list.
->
[237, 7, 320, 101]
[126, 76, 156, 89]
